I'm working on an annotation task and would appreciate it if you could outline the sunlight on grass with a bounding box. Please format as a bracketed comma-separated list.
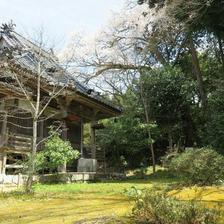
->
[170, 186, 224, 202]
[34, 180, 152, 194]
[169, 186, 224, 224]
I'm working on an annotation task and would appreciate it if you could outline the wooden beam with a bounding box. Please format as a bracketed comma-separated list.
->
[0, 147, 30, 155]
[75, 94, 119, 116]
[6, 164, 23, 169]
[0, 153, 4, 174]
[0, 153, 7, 174]
[90, 119, 97, 159]
[67, 93, 120, 118]
[80, 118, 84, 158]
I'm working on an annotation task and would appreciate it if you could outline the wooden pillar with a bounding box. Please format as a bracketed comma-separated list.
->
[80, 119, 84, 158]
[0, 153, 7, 175]
[0, 153, 3, 174]
[0, 101, 7, 146]
[58, 121, 67, 173]
[90, 120, 96, 159]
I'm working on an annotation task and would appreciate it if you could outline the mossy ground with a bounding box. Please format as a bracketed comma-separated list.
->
[0, 170, 224, 224]
[0, 180, 151, 224]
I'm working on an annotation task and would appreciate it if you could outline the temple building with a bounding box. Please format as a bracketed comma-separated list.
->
[0, 25, 121, 175]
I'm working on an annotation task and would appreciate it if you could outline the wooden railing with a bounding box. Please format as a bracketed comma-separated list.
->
[0, 129, 32, 153]
[7, 133, 32, 152]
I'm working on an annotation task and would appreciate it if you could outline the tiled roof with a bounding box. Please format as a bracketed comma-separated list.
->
[0, 29, 121, 113]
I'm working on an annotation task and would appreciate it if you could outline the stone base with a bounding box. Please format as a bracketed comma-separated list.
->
[39, 172, 96, 184]
[77, 158, 97, 172]
[0, 174, 27, 185]
[57, 163, 67, 173]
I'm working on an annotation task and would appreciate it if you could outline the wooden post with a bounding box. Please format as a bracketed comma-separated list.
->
[0, 153, 7, 175]
[90, 120, 96, 159]
[58, 121, 67, 173]
[0, 153, 3, 174]
[0, 110, 7, 146]
[80, 119, 84, 158]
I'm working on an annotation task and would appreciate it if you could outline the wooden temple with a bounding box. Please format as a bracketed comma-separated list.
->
[0, 25, 121, 175]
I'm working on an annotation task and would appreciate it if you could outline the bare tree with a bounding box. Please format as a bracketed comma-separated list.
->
[0, 24, 69, 192]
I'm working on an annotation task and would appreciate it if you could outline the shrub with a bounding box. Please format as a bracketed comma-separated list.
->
[36, 128, 80, 172]
[161, 151, 178, 168]
[167, 148, 224, 185]
[131, 189, 220, 224]
[132, 163, 148, 179]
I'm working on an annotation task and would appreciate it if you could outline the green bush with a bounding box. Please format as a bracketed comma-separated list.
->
[168, 148, 224, 185]
[131, 189, 220, 224]
[161, 151, 179, 168]
[36, 128, 80, 172]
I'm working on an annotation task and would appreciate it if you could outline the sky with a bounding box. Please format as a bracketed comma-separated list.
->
[0, 0, 125, 48]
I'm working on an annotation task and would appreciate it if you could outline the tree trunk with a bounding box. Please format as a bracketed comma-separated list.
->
[217, 34, 224, 70]
[25, 118, 38, 193]
[147, 128, 156, 174]
[168, 129, 173, 151]
[189, 36, 207, 110]
[144, 108, 156, 174]
[181, 105, 198, 147]
[139, 74, 156, 174]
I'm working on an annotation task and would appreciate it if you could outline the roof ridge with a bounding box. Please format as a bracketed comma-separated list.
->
[0, 28, 122, 113]
[11, 31, 59, 62]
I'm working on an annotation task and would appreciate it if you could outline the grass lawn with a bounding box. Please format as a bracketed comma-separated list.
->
[0, 179, 153, 224]
[0, 171, 224, 224]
